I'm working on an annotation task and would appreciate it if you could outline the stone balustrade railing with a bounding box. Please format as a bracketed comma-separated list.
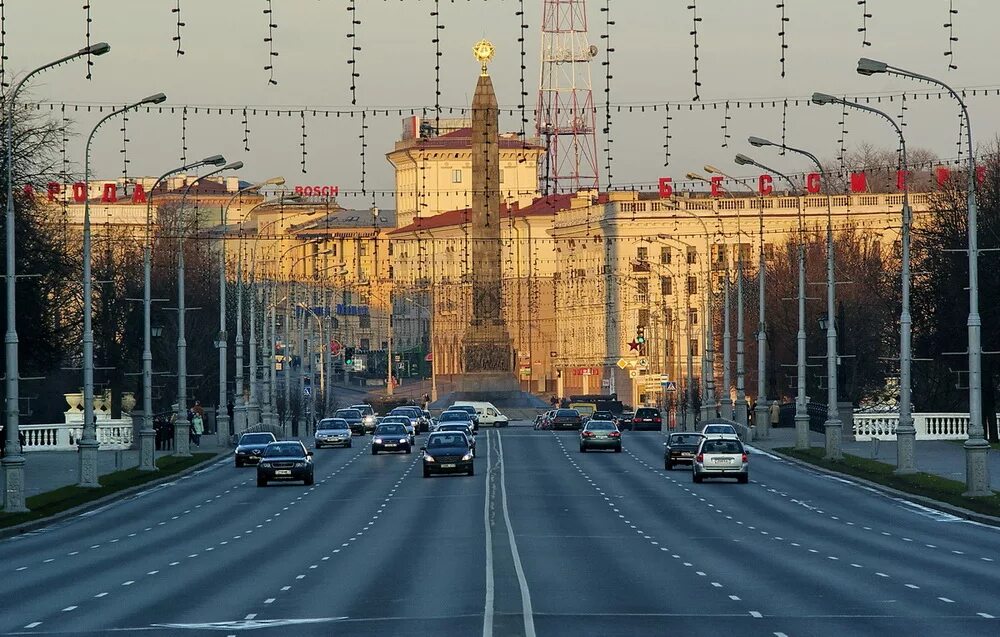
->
[852, 412, 983, 441]
[19, 421, 134, 451]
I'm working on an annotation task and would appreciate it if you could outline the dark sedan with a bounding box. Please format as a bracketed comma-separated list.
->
[371, 423, 412, 455]
[256, 441, 314, 486]
[235, 432, 277, 467]
[631, 407, 663, 431]
[335, 408, 366, 435]
[664, 432, 704, 469]
[436, 423, 476, 455]
[551, 408, 583, 431]
[422, 432, 474, 477]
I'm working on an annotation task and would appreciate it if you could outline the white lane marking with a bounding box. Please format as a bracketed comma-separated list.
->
[749, 611, 763, 618]
[978, 613, 995, 618]
[62, 606, 78, 612]
[483, 431, 495, 637]
[875, 572, 889, 578]
[497, 431, 536, 637]
[729, 595, 741, 601]
[24, 622, 42, 629]
[281, 586, 291, 591]
[148, 571, 159, 575]
[245, 614, 257, 620]
[43, 558, 54, 563]
[122, 581, 135, 586]
[94, 593, 108, 598]
[938, 597, 955, 603]
[16, 566, 27, 571]
[905, 584, 920, 589]
[774, 632, 789, 637]
[263, 598, 275, 604]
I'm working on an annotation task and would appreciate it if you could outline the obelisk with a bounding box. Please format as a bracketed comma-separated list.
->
[461, 40, 516, 391]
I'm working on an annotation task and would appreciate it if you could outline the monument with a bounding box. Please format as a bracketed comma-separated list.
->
[458, 40, 520, 395]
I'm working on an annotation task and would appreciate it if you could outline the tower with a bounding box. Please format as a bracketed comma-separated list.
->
[537, 0, 600, 194]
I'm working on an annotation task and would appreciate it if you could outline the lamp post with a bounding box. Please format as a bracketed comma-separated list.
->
[3, 42, 110, 512]
[857, 60, 990, 494]
[174, 160, 243, 456]
[78, 92, 167, 486]
[743, 142, 814, 449]
[140, 155, 225, 471]
[404, 297, 437, 403]
[651, 235, 697, 429]
[812, 92, 915, 473]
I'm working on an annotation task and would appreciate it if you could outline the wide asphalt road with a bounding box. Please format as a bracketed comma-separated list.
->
[1, 426, 999, 636]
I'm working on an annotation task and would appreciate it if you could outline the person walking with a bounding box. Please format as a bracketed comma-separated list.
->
[770, 399, 781, 429]
[191, 400, 205, 447]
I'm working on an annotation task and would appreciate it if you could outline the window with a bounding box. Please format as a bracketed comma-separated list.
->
[387, 243, 393, 256]
[690, 339, 698, 357]
[764, 243, 775, 260]
[714, 244, 727, 264]
[660, 247, 672, 265]
[360, 242, 368, 257]
[689, 308, 698, 325]
[664, 308, 673, 324]
[452, 169, 463, 183]
[499, 169, 505, 184]
[660, 276, 672, 296]
[638, 308, 650, 328]
[686, 247, 697, 265]
[637, 279, 649, 304]
[637, 246, 648, 262]
[359, 338, 370, 351]
[687, 276, 698, 295]
[388, 265, 394, 281]
[359, 315, 371, 329]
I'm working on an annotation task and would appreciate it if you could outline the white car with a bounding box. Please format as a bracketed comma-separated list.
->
[314, 418, 352, 449]
[700, 423, 740, 439]
[692, 436, 749, 483]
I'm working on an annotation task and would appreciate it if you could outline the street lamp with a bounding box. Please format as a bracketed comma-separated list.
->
[404, 296, 437, 403]
[78, 92, 166, 487]
[174, 160, 243, 456]
[749, 135, 842, 459]
[2, 41, 111, 512]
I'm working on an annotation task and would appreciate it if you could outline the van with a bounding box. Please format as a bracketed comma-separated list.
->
[452, 401, 509, 428]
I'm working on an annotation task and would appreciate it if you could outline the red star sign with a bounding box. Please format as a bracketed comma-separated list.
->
[628, 339, 640, 351]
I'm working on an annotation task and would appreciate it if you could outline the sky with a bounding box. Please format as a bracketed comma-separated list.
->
[5, 0, 1000, 209]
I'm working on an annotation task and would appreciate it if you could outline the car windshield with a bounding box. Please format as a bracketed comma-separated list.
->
[574, 405, 595, 415]
[427, 433, 468, 448]
[440, 412, 470, 421]
[705, 425, 735, 434]
[439, 424, 471, 433]
[593, 412, 613, 420]
[382, 417, 409, 425]
[670, 434, 702, 445]
[317, 419, 349, 430]
[452, 406, 476, 415]
[586, 421, 615, 430]
[376, 425, 406, 436]
[636, 409, 659, 417]
[336, 409, 361, 419]
[351, 405, 373, 415]
[701, 439, 743, 454]
[240, 433, 274, 445]
[556, 409, 579, 417]
[264, 443, 304, 457]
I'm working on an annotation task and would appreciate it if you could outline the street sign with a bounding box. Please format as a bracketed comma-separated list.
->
[638, 357, 649, 369]
[425, 352, 433, 362]
[660, 374, 670, 383]
[519, 367, 531, 379]
[628, 370, 637, 379]
[329, 339, 342, 354]
[303, 386, 312, 397]
[644, 379, 662, 391]
[616, 358, 628, 369]
[663, 381, 678, 392]
[601, 379, 611, 387]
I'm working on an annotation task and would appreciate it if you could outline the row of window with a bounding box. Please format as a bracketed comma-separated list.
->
[451, 169, 509, 184]
[636, 244, 774, 265]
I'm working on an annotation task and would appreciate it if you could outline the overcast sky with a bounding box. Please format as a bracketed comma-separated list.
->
[6, 1, 1000, 208]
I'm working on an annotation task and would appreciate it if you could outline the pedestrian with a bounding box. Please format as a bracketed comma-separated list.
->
[191, 400, 205, 447]
[770, 399, 780, 429]
[550, 395, 558, 408]
[227, 400, 234, 423]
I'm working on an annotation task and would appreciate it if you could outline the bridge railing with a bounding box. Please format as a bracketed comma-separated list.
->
[20, 421, 134, 451]
[852, 412, 981, 441]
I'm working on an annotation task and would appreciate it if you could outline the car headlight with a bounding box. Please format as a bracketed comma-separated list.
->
[424, 455, 435, 463]
[259, 462, 271, 468]
[294, 462, 305, 467]
[373, 438, 383, 444]
[462, 452, 474, 461]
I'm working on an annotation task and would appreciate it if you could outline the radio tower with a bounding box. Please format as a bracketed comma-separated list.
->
[537, 0, 600, 194]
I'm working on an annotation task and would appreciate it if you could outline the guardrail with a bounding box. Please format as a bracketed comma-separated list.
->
[20, 421, 134, 451]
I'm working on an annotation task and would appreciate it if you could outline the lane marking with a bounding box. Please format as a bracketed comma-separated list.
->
[61, 606, 77, 612]
[749, 611, 763, 618]
[24, 622, 42, 629]
[497, 430, 537, 637]
[483, 430, 495, 637]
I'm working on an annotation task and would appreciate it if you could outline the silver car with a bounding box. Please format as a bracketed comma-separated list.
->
[314, 418, 353, 449]
[692, 437, 749, 484]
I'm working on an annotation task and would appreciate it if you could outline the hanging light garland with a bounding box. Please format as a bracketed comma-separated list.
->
[83, 2, 94, 78]
[347, 0, 361, 104]
[299, 109, 308, 173]
[858, 0, 872, 48]
[720, 101, 731, 148]
[172, 0, 185, 56]
[777, 1, 789, 78]
[945, 0, 958, 71]
[264, 0, 278, 85]
[601, 0, 615, 188]
[688, 2, 702, 100]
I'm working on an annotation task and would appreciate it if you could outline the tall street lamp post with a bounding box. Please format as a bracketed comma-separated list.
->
[2, 42, 110, 512]
[79, 92, 166, 487]
[812, 92, 915, 473]
[174, 161, 243, 456]
[404, 297, 437, 403]
[856, 58, 991, 495]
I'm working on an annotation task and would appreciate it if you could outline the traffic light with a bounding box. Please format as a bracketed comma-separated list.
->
[345, 347, 355, 367]
[636, 326, 646, 344]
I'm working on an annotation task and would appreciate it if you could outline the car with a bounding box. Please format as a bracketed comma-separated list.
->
[422, 431, 475, 477]
[701, 423, 740, 439]
[569, 402, 596, 423]
[663, 432, 704, 469]
[389, 406, 427, 433]
[371, 423, 412, 454]
[350, 404, 378, 433]
[692, 436, 749, 483]
[438, 409, 475, 427]
[335, 408, 366, 435]
[617, 411, 635, 430]
[314, 418, 352, 449]
[447, 404, 481, 431]
[579, 419, 622, 452]
[592, 410, 616, 423]
[550, 408, 583, 430]
[452, 401, 509, 427]
[631, 407, 663, 431]
[257, 441, 314, 486]
[235, 432, 277, 467]
[379, 415, 416, 444]
[436, 422, 476, 455]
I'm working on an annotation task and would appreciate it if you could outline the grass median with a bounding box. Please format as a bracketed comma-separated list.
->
[777, 447, 1000, 518]
[0, 453, 216, 530]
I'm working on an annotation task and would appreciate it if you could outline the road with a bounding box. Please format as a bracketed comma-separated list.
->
[2, 426, 999, 636]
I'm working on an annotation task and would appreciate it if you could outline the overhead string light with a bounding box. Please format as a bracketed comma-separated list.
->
[956, 109, 965, 164]
[0, 0, 7, 91]
[780, 99, 788, 155]
[516, 0, 528, 162]
[663, 104, 672, 166]
[601, 0, 615, 188]
[720, 101, 731, 148]
[121, 107, 130, 186]
[359, 110, 368, 195]
[858, 0, 871, 47]
[180, 105, 188, 164]
[172, 0, 185, 56]
[431, 0, 442, 132]
[837, 98, 849, 171]
[688, 2, 702, 100]
[300, 109, 308, 173]
[347, 0, 360, 105]
[777, 1, 788, 78]
[242, 107, 251, 151]
[944, 0, 958, 71]
[83, 2, 93, 79]
[264, 0, 278, 85]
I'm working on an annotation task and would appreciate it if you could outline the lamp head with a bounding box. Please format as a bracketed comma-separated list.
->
[811, 92, 837, 106]
[685, 172, 705, 181]
[223, 161, 244, 171]
[201, 154, 226, 167]
[141, 92, 167, 105]
[81, 42, 111, 56]
[857, 57, 888, 76]
[748, 136, 774, 148]
[264, 177, 286, 186]
[734, 153, 754, 166]
[703, 165, 723, 175]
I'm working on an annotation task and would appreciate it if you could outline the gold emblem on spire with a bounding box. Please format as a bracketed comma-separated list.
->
[473, 39, 495, 76]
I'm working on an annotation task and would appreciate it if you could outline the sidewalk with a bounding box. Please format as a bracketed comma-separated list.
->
[0, 438, 229, 500]
[753, 427, 1000, 490]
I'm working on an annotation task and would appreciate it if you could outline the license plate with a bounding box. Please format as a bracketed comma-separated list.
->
[717, 458, 733, 463]
[276, 469, 292, 475]
[385, 443, 397, 447]
[596, 434, 607, 439]
[680, 452, 692, 457]
[441, 463, 456, 468]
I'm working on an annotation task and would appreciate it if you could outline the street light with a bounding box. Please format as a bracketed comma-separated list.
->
[2, 42, 111, 512]
[749, 134, 842, 459]
[78, 92, 166, 487]
[404, 296, 437, 403]
[174, 160, 243, 456]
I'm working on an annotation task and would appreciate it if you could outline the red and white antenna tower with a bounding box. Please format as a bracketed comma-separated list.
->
[537, 0, 600, 194]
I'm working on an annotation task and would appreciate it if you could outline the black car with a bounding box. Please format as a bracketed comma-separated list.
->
[422, 431, 474, 477]
[617, 411, 635, 430]
[551, 408, 583, 430]
[436, 423, 476, 455]
[389, 406, 426, 433]
[632, 407, 663, 431]
[447, 405, 480, 432]
[235, 432, 277, 467]
[592, 410, 616, 424]
[256, 441, 314, 486]
[664, 432, 704, 469]
[371, 423, 412, 455]
[335, 408, 366, 435]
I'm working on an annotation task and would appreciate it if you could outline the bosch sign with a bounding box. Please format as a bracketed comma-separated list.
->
[294, 185, 339, 197]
